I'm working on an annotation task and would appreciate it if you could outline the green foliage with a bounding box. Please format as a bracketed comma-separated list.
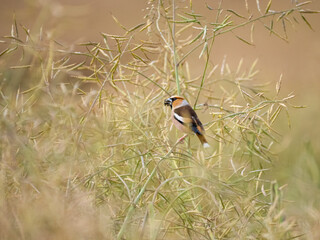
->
[0, 1, 319, 239]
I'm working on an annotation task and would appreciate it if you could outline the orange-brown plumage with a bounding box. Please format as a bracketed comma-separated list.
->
[164, 96, 209, 148]
[171, 96, 184, 109]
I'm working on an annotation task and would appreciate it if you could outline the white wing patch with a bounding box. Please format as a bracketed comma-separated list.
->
[174, 112, 184, 123]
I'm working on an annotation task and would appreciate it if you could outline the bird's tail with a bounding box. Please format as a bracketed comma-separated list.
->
[197, 134, 210, 148]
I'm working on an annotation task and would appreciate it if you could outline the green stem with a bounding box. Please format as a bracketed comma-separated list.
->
[193, 34, 215, 108]
[178, 9, 295, 66]
[116, 142, 179, 239]
[172, 0, 180, 96]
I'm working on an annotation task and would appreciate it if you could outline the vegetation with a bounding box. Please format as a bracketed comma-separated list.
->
[0, 0, 319, 239]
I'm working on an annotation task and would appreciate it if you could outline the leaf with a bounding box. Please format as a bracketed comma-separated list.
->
[282, 19, 287, 39]
[256, 0, 261, 13]
[0, 46, 18, 57]
[277, 12, 286, 22]
[264, 24, 288, 42]
[291, 105, 307, 108]
[269, 19, 274, 36]
[206, 3, 213, 10]
[186, 29, 203, 45]
[221, 15, 232, 25]
[270, 106, 282, 125]
[79, 42, 99, 46]
[3, 36, 23, 43]
[299, 10, 320, 14]
[296, 1, 312, 7]
[285, 9, 294, 17]
[112, 14, 128, 31]
[174, 14, 199, 23]
[245, 0, 249, 11]
[184, 12, 203, 18]
[250, 23, 255, 43]
[276, 74, 282, 95]
[21, 25, 31, 42]
[13, 13, 19, 38]
[67, 61, 86, 72]
[202, 25, 207, 40]
[300, 14, 314, 30]
[139, 20, 152, 32]
[226, 9, 246, 19]
[199, 41, 208, 59]
[265, 0, 272, 14]
[236, 35, 254, 46]
[127, 23, 145, 33]
[131, 52, 147, 64]
[10, 65, 32, 69]
[236, 58, 243, 75]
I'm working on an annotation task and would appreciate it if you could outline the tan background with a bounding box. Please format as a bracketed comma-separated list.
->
[1, 0, 320, 237]
[1, 0, 319, 173]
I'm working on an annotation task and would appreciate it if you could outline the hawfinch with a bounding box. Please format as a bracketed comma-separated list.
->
[164, 96, 209, 148]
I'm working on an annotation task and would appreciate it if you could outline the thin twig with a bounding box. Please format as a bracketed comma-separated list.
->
[116, 140, 181, 239]
[172, 0, 181, 95]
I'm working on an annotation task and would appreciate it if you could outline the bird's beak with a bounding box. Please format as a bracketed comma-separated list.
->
[164, 98, 172, 106]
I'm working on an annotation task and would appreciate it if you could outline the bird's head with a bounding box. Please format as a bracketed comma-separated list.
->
[164, 96, 185, 109]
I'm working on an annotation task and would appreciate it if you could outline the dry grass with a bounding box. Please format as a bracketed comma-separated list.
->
[0, 1, 319, 239]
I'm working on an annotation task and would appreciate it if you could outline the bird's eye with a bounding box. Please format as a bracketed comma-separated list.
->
[171, 97, 176, 101]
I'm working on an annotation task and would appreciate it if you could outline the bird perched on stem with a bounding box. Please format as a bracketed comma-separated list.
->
[164, 96, 209, 148]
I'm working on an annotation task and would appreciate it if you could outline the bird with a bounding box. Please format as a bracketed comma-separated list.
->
[164, 95, 209, 148]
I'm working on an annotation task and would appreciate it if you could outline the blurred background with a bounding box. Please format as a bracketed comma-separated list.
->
[1, 0, 319, 135]
[1, 0, 319, 237]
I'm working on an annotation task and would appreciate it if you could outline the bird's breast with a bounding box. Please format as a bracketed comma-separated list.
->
[171, 113, 192, 133]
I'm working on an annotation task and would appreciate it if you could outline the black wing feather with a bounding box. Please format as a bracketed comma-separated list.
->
[174, 105, 204, 135]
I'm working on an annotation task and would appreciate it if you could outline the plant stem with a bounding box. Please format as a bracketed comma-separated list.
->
[172, 0, 180, 96]
[116, 142, 178, 239]
[178, 9, 295, 66]
[193, 33, 215, 108]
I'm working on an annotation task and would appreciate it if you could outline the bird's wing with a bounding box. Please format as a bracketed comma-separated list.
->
[174, 105, 205, 135]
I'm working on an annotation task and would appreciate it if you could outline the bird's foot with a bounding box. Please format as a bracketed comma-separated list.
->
[177, 134, 188, 144]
